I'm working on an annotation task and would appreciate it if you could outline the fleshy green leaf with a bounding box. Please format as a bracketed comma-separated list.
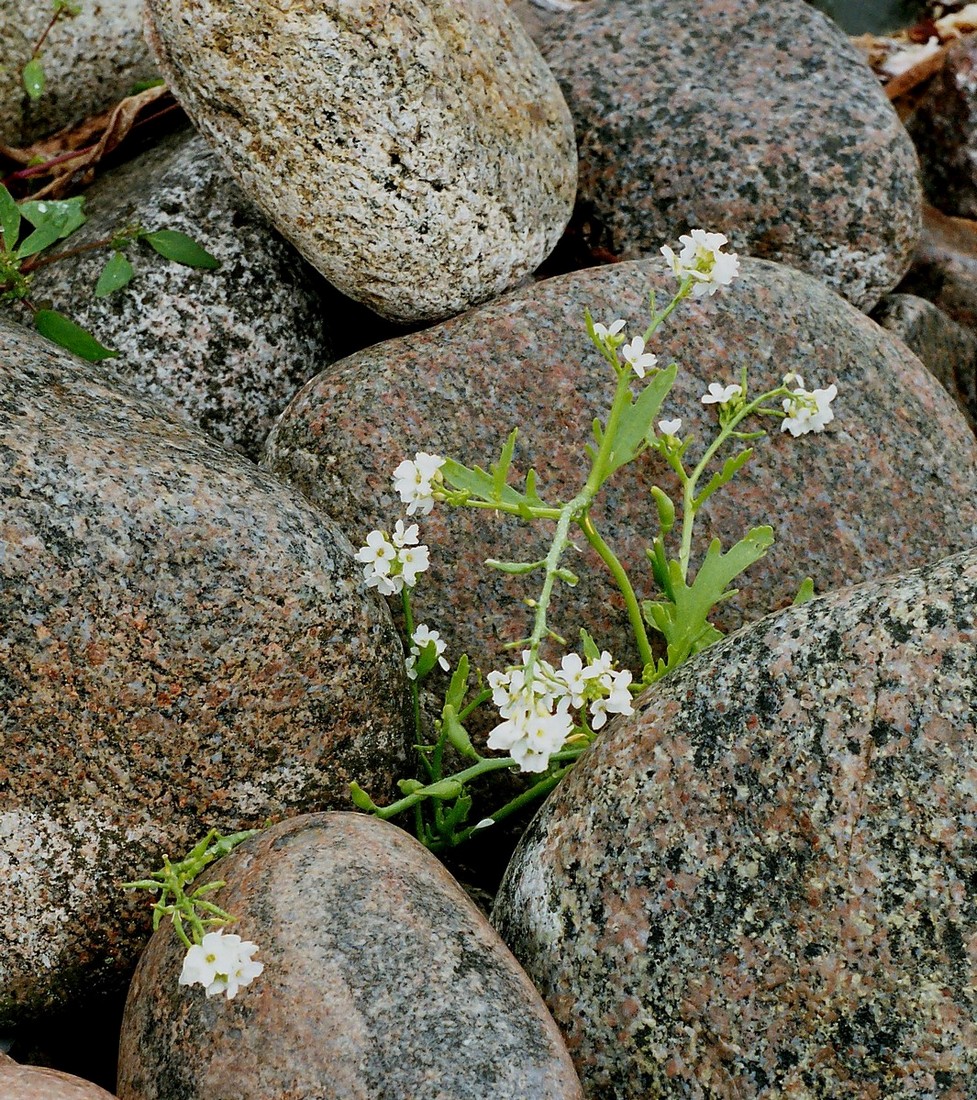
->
[650, 486, 676, 535]
[442, 704, 479, 760]
[693, 449, 753, 508]
[349, 782, 378, 811]
[579, 628, 601, 663]
[94, 251, 135, 297]
[605, 363, 677, 476]
[485, 558, 543, 576]
[444, 654, 470, 713]
[413, 641, 440, 680]
[22, 58, 45, 100]
[793, 576, 815, 605]
[34, 309, 117, 361]
[142, 229, 220, 269]
[0, 185, 21, 250]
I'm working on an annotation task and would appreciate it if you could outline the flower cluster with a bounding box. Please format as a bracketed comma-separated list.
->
[661, 229, 740, 297]
[355, 520, 430, 595]
[780, 375, 838, 437]
[405, 623, 449, 680]
[487, 650, 633, 772]
[179, 930, 263, 1000]
[393, 452, 445, 516]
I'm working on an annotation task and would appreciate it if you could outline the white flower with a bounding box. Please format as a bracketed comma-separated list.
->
[590, 669, 634, 729]
[586, 650, 615, 681]
[620, 336, 658, 379]
[355, 530, 396, 578]
[658, 418, 682, 437]
[398, 543, 431, 587]
[592, 318, 626, 344]
[179, 930, 263, 1000]
[392, 452, 445, 516]
[554, 652, 600, 707]
[487, 692, 574, 773]
[391, 520, 419, 548]
[366, 570, 404, 596]
[405, 623, 449, 679]
[661, 229, 740, 297]
[781, 383, 838, 437]
[701, 382, 743, 406]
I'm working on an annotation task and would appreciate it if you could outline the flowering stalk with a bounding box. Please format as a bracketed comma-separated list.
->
[351, 230, 839, 849]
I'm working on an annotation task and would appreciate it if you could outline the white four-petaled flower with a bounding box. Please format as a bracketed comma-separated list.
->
[179, 930, 263, 1000]
[620, 336, 659, 379]
[405, 622, 449, 680]
[592, 317, 626, 344]
[356, 525, 431, 595]
[701, 382, 743, 406]
[661, 229, 740, 297]
[658, 418, 682, 437]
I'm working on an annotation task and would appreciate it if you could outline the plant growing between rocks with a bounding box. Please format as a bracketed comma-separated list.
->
[127, 230, 839, 998]
[0, 180, 219, 359]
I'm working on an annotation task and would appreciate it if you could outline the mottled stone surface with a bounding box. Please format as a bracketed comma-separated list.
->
[143, 0, 576, 323]
[263, 257, 977, 713]
[117, 813, 583, 1100]
[0, 320, 409, 1024]
[873, 292, 977, 434]
[906, 33, 977, 218]
[28, 126, 334, 461]
[899, 203, 977, 330]
[0, 1054, 117, 1100]
[0, 1053, 117, 1100]
[0, 0, 157, 146]
[520, 0, 921, 310]
[494, 550, 977, 1098]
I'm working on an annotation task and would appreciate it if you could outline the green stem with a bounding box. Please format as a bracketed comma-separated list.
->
[400, 588, 422, 746]
[577, 512, 652, 669]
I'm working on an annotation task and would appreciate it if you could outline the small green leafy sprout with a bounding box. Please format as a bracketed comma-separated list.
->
[22, 0, 83, 101]
[0, 181, 220, 360]
[122, 828, 258, 946]
[349, 230, 839, 851]
[123, 829, 264, 999]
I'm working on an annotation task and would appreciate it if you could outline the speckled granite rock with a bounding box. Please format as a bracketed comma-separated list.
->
[143, 0, 576, 323]
[518, 0, 921, 310]
[117, 813, 583, 1100]
[905, 33, 977, 218]
[263, 256, 977, 708]
[494, 549, 977, 1098]
[0, 1054, 117, 1100]
[28, 126, 333, 460]
[0, 320, 409, 1025]
[0, 0, 156, 147]
[898, 203, 977, 330]
[872, 292, 977, 434]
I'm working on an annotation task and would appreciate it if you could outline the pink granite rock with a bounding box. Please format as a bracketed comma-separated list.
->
[262, 257, 977, 726]
[516, 0, 922, 310]
[0, 320, 408, 1025]
[493, 548, 977, 1098]
[117, 813, 583, 1100]
[0, 1053, 117, 1100]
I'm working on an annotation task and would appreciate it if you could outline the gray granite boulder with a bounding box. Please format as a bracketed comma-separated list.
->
[263, 256, 977, 710]
[906, 33, 977, 218]
[516, 0, 921, 310]
[493, 549, 977, 1098]
[29, 126, 334, 461]
[0, 319, 409, 1025]
[873, 292, 977, 434]
[0, 1054, 117, 1100]
[117, 813, 583, 1100]
[143, 0, 576, 323]
[0, 0, 156, 147]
